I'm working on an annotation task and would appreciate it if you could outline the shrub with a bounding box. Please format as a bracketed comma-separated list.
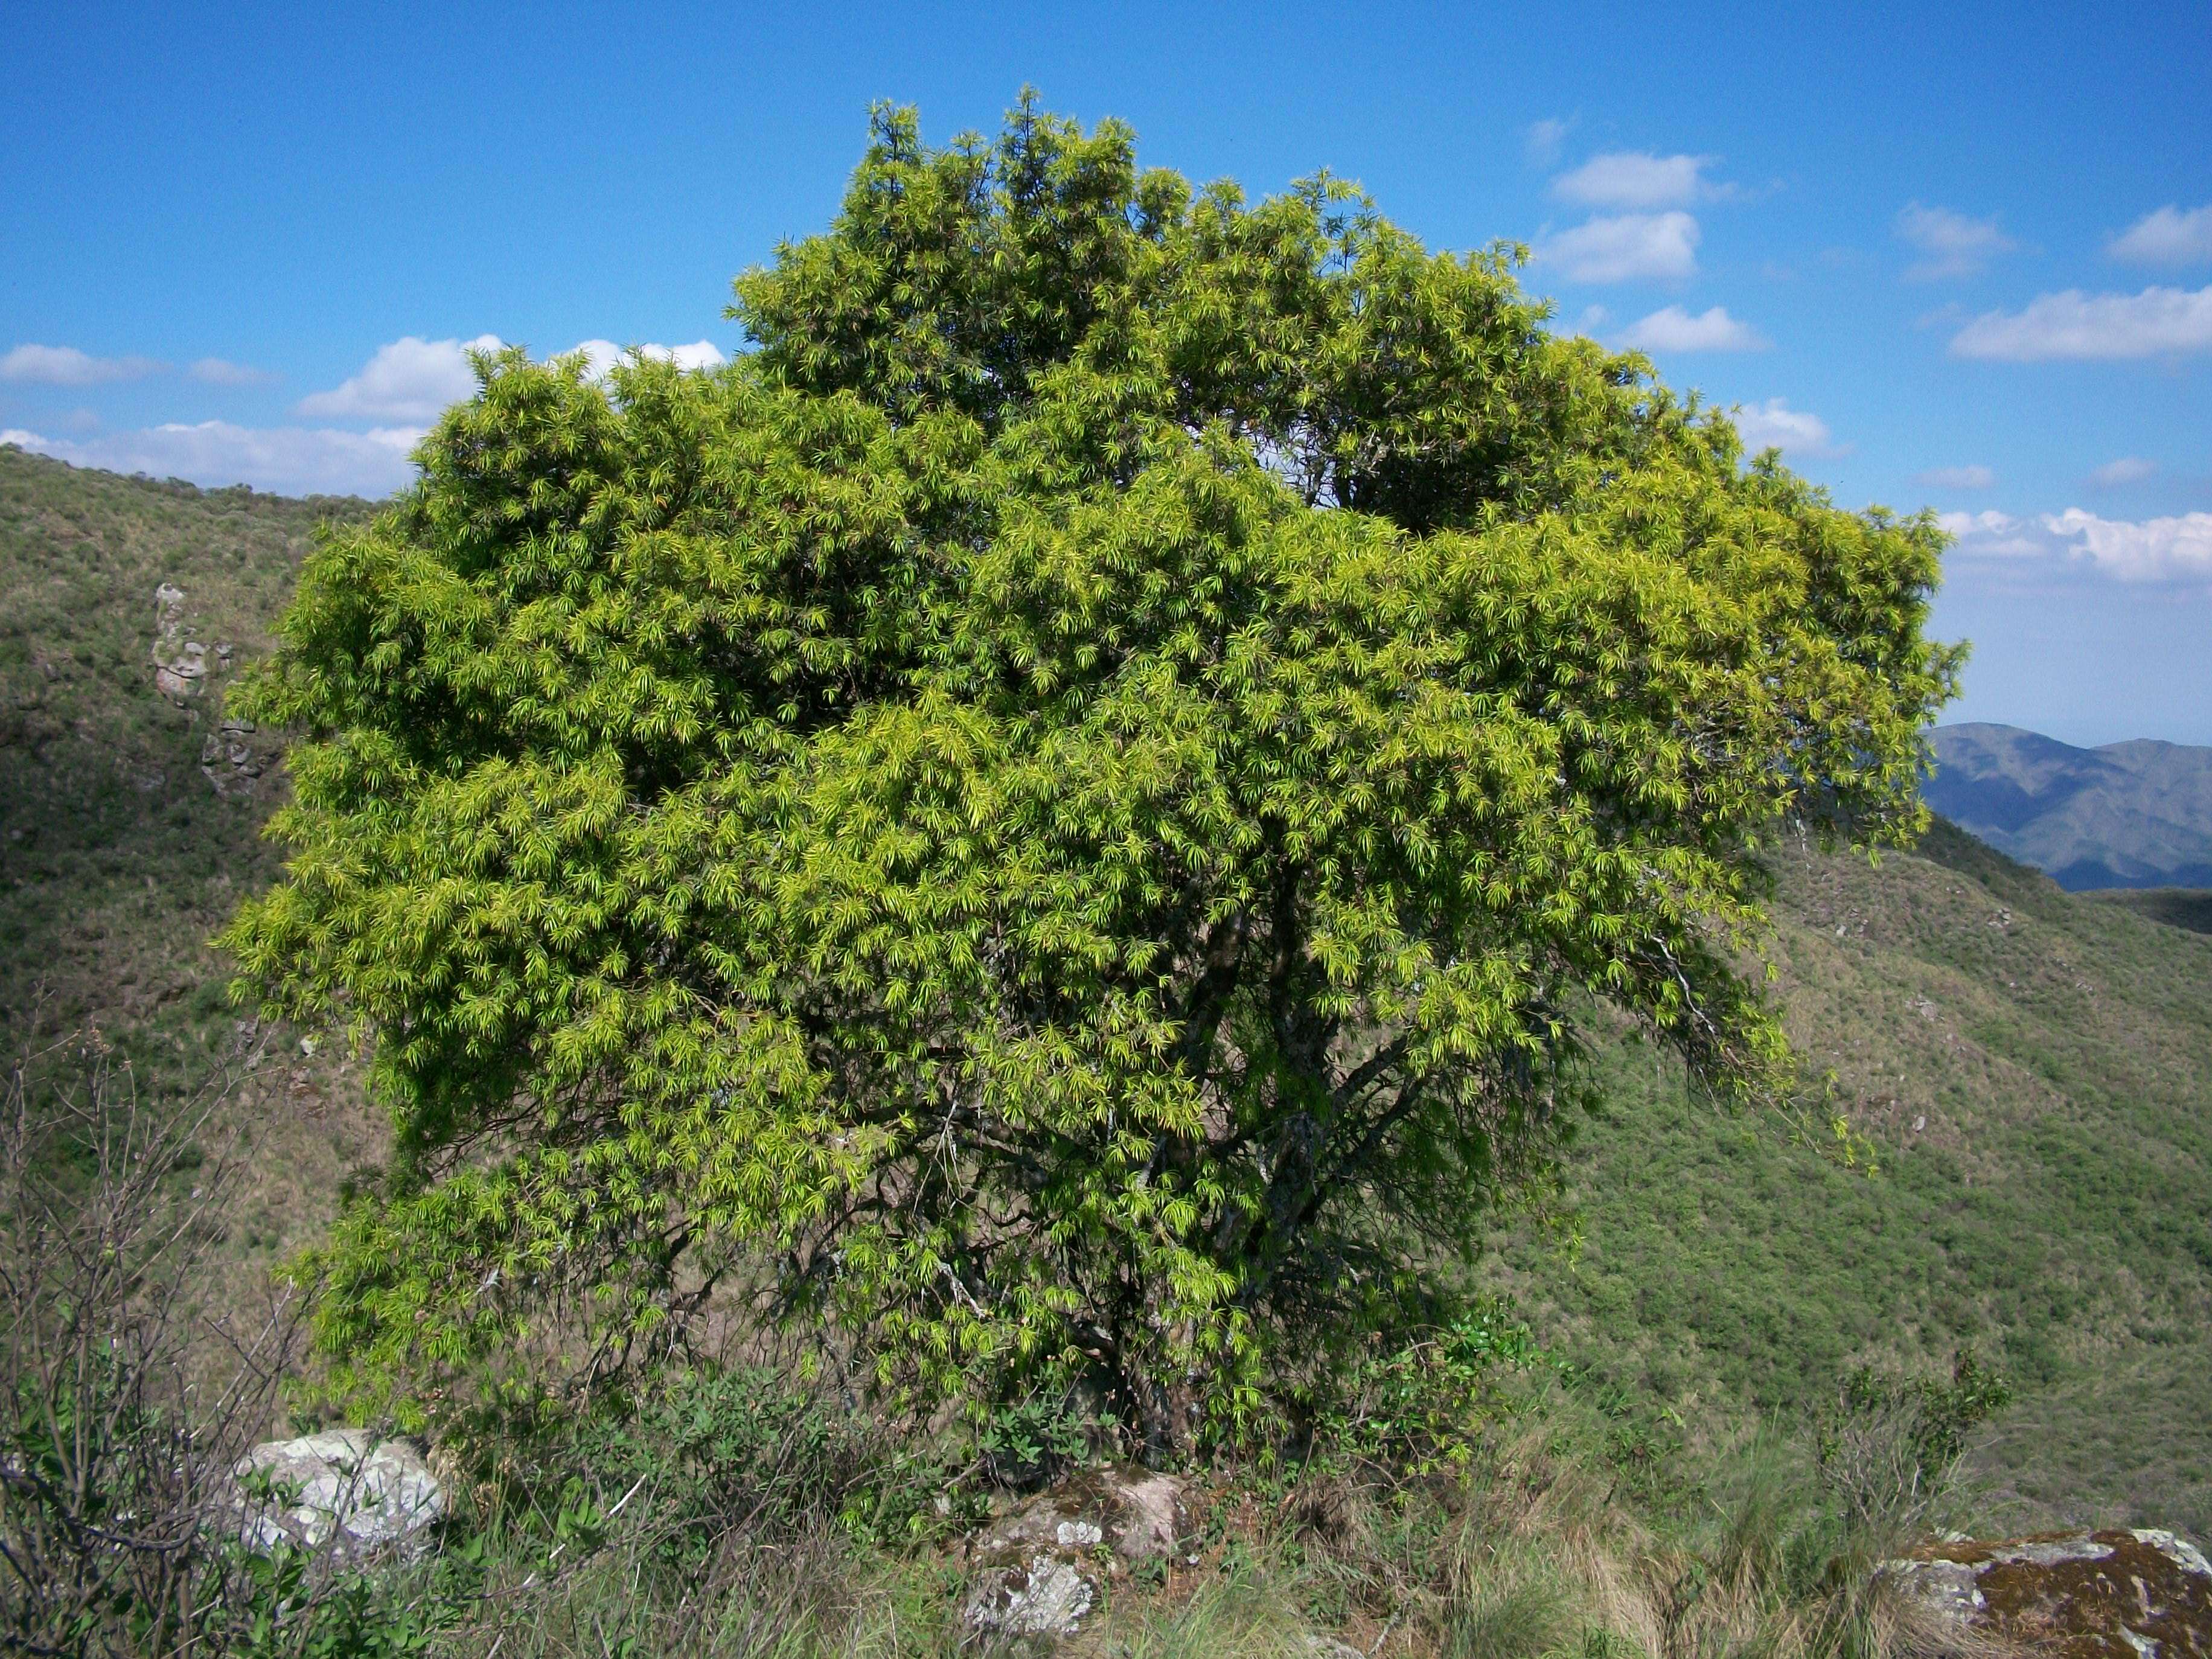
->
[1816, 1351, 2013, 1536]
[225, 95, 1959, 1454]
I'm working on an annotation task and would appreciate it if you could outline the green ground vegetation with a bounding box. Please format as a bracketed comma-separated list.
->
[2086, 885, 2212, 936]
[1485, 817, 2212, 1538]
[0, 442, 371, 1049]
[0, 441, 381, 1312]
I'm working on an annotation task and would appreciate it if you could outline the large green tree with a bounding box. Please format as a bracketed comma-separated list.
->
[226, 99, 1957, 1453]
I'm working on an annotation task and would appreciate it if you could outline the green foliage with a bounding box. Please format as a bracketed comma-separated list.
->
[1309, 1297, 1549, 1475]
[229, 1545, 459, 1659]
[513, 1363, 955, 1554]
[973, 1390, 1095, 1490]
[222, 97, 1957, 1449]
[1817, 1351, 2012, 1532]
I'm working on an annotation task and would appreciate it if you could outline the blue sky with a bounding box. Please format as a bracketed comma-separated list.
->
[5, 1, 2208, 743]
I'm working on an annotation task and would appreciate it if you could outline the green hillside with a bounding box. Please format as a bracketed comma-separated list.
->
[5, 442, 2209, 1538]
[2089, 886, 2212, 936]
[0, 443, 373, 1041]
[0, 443, 381, 1296]
[1487, 818, 2212, 1536]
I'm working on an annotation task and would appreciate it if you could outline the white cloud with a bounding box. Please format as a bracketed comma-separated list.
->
[1616, 304, 1767, 352]
[1949, 284, 2212, 360]
[2109, 204, 2212, 267]
[1937, 504, 2212, 582]
[299, 334, 729, 423]
[297, 334, 503, 424]
[1, 344, 164, 385]
[1894, 203, 2016, 280]
[561, 339, 728, 380]
[1553, 152, 1722, 209]
[1731, 398, 1836, 457]
[1938, 509, 2044, 558]
[4, 421, 420, 498]
[1525, 117, 1572, 166]
[1537, 211, 1699, 284]
[2090, 456, 2156, 487]
[1557, 304, 1611, 340]
[189, 357, 278, 386]
[3, 333, 732, 497]
[2042, 508, 2212, 582]
[1915, 464, 1995, 490]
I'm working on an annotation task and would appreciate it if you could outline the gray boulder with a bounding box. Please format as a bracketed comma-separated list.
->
[1879, 1527, 2211, 1655]
[961, 1465, 1195, 1638]
[962, 1554, 1096, 1640]
[231, 1430, 446, 1559]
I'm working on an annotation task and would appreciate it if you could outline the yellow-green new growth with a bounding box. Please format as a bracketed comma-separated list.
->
[224, 96, 1958, 1454]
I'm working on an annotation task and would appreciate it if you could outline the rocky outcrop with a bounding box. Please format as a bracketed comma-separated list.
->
[1881, 1528, 2212, 1657]
[201, 717, 268, 798]
[150, 583, 207, 704]
[229, 1430, 446, 1560]
[962, 1555, 1096, 1641]
[961, 1466, 1195, 1638]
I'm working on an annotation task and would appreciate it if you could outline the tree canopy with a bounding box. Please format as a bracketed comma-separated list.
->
[225, 97, 1958, 1453]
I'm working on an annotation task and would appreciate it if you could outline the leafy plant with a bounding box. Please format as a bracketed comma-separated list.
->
[974, 1392, 1094, 1490]
[225, 94, 1958, 1454]
[1816, 1351, 2012, 1534]
[1313, 1299, 1550, 1473]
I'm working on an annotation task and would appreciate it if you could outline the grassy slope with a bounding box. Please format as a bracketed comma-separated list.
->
[0, 443, 383, 1303]
[2088, 886, 2212, 936]
[1488, 819, 2212, 1536]
[5, 444, 2209, 1538]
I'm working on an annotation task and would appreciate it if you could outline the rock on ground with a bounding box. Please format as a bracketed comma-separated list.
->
[961, 1465, 1195, 1638]
[1881, 1528, 2211, 1657]
[962, 1555, 1096, 1641]
[230, 1430, 446, 1560]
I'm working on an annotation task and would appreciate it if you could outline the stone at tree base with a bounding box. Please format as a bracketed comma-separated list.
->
[960, 1465, 1196, 1638]
[230, 1430, 446, 1559]
[1879, 1528, 2212, 1657]
[970, 1464, 1194, 1565]
[962, 1555, 1096, 1640]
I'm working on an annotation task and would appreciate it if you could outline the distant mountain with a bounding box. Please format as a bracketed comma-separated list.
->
[1925, 722, 2212, 891]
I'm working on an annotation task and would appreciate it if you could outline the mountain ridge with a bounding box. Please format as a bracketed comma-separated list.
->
[1926, 720, 2212, 890]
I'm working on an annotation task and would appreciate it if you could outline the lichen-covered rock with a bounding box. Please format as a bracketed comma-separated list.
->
[960, 1466, 1196, 1638]
[1879, 1528, 2212, 1657]
[200, 717, 269, 798]
[970, 1465, 1192, 1566]
[230, 1430, 445, 1559]
[154, 662, 202, 701]
[962, 1554, 1095, 1640]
